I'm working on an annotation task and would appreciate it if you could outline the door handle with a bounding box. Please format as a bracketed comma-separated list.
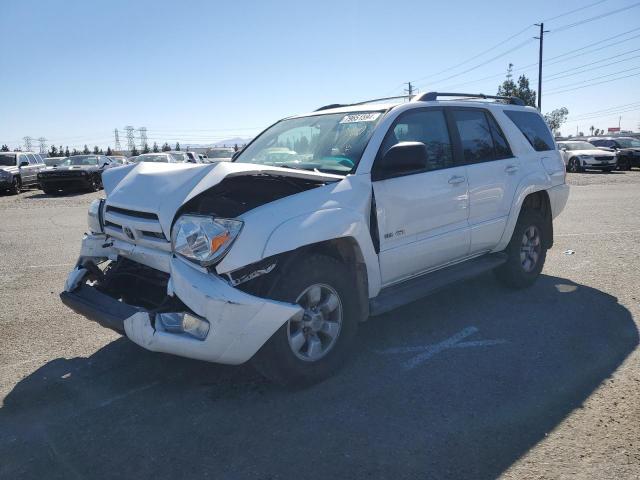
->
[505, 164, 519, 174]
[448, 175, 466, 185]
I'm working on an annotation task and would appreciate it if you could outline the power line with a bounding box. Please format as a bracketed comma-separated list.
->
[546, 54, 640, 81]
[566, 106, 640, 122]
[567, 100, 640, 118]
[546, 65, 640, 92]
[546, 70, 640, 95]
[548, 1, 640, 34]
[541, 0, 608, 22]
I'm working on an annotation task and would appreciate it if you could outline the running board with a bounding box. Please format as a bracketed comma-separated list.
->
[369, 253, 508, 316]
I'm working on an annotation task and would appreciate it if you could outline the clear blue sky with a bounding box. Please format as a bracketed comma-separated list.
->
[1, 0, 639, 150]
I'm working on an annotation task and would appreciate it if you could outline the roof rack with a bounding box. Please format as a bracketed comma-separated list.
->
[314, 95, 409, 112]
[412, 92, 525, 106]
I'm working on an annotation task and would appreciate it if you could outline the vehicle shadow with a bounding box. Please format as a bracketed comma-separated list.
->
[1, 274, 637, 479]
[26, 190, 94, 199]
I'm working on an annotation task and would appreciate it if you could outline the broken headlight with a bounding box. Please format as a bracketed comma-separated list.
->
[171, 214, 243, 266]
[87, 198, 105, 233]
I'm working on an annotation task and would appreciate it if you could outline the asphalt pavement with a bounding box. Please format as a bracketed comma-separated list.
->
[1, 172, 639, 479]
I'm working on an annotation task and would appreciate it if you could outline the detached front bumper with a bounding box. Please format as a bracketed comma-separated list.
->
[61, 234, 302, 365]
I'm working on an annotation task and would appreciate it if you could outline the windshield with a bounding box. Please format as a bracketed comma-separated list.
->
[209, 149, 234, 158]
[136, 154, 169, 163]
[234, 111, 385, 174]
[0, 154, 16, 166]
[616, 138, 640, 148]
[60, 155, 99, 166]
[559, 142, 595, 150]
[168, 152, 185, 162]
[45, 157, 65, 166]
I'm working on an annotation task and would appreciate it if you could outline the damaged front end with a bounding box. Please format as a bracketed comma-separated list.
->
[61, 233, 302, 365]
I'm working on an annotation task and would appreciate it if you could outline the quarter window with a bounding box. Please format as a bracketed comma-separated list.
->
[504, 110, 555, 152]
[451, 110, 496, 163]
[380, 109, 453, 171]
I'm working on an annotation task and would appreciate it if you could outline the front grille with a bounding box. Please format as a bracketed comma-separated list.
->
[42, 170, 85, 177]
[594, 156, 613, 161]
[103, 204, 171, 251]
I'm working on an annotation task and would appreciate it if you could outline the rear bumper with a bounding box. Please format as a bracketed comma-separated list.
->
[62, 234, 302, 365]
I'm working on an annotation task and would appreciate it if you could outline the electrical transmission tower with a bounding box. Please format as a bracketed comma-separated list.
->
[37, 137, 47, 154]
[137, 127, 148, 149]
[124, 126, 136, 152]
[114, 129, 122, 152]
[23, 136, 33, 151]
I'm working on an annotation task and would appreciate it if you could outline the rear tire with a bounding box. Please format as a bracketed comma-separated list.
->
[252, 254, 360, 386]
[495, 210, 547, 289]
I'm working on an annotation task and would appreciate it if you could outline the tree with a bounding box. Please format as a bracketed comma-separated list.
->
[497, 64, 537, 107]
[142, 143, 150, 154]
[544, 107, 569, 135]
[49, 145, 58, 157]
[233, 143, 239, 152]
[1, 144, 9, 152]
[590, 126, 595, 136]
[83, 144, 90, 154]
[131, 146, 139, 156]
[99, 148, 104, 154]
[59, 145, 63, 157]
[64, 147, 70, 157]
[93, 145, 99, 154]
[72, 148, 80, 155]
[106, 146, 113, 156]
[578, 131, 584, 137]
[161, 142, 171, 152]
[175, 142, 181, 151]
[152, 142, 159, 153]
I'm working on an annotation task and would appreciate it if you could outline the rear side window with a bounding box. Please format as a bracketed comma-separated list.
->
[504, 110, 555, 151]
[451, 109, 503, 163]
[380, 109, 454, 171]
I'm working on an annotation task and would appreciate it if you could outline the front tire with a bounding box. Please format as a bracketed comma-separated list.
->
[495, 210, 547, 289]
[252, 254, 360, 386]
[10, 177, 21, 195]
[568, 158, 583, 173]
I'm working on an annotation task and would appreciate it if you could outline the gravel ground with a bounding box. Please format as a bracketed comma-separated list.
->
[0, 172, 639, 479]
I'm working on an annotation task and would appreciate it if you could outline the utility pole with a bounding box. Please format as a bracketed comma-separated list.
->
[114, 129, 122, 152]
[404, 82, 416, 99]
[37, 137, 47, 154]
[534, 23, 549, 111]
[124, 126, 136, 152]
[618, 116, 622, 129]
[137, 127, 148, 149]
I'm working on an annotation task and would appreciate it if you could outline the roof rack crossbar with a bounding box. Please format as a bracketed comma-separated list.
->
[314, 95, 410, 112]
[413, 91, 525, 106]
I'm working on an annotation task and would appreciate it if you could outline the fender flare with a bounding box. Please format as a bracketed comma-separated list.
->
[262, 207, 382, 297]
[495, 172, 552, 252]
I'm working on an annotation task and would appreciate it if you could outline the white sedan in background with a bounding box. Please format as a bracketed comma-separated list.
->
[557, 141, 617, 173]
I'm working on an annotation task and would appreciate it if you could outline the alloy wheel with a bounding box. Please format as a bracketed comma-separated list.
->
[287, 283, 343, 362]
[520, 225, 542, 273]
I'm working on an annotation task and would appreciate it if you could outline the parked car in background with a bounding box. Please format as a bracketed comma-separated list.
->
[61, 92, 569, 385]
[557, 140, 617, 173]
[108, 156, 128, 166]
[0, 151, 46, 194]
[207, 147, 235, 162]
[37, 154, 114, 194]
[588, 137, 640, 170]
[131, 152, 189, 163]
[44, 156, 67, 167]
[128, 155, 139, 163]
[185, 151, 205, 163]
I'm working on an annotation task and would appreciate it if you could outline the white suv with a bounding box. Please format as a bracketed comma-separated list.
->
[61, 92, 569, 385]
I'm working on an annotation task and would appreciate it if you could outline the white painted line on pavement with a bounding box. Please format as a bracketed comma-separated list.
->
[26, 263, 73, 269]
[377, 326, 507, 370]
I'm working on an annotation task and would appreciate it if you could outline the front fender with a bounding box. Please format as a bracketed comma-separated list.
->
[262, 208, 381, 297]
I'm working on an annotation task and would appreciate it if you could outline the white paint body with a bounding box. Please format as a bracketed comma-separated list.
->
[64, 99, 569, 365]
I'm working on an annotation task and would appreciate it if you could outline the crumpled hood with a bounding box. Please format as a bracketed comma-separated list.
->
[102, 161, 342, 236]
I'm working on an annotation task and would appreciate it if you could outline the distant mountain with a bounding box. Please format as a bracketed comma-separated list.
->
[180, 137, 253, 149]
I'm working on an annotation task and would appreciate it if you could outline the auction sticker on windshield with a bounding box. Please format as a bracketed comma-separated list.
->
[339, 112, 381, 124]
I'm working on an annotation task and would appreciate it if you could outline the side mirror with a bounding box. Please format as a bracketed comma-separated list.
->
[19, 161, 29, 167]
[372, 142, 428, 181]
[560, 147, 567, 151]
